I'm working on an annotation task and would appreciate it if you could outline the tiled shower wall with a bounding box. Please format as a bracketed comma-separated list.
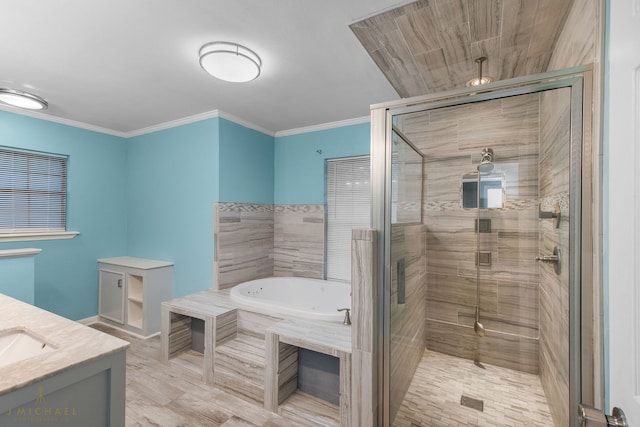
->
[538, 88, 571, 427]
[214, 202, 324, 290]
[401, 93, 541, 374]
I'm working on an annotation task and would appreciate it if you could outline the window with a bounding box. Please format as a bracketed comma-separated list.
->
[325, 156, 371, 282]
[0, 147, 68, 233]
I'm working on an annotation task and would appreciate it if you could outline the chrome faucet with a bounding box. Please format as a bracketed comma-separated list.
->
[337, 308, 351, 326]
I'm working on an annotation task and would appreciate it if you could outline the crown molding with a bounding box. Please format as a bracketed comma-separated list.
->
[0, 105, 128, 138]
[125, 110, 223, 138]
[275, 115, 370, 137]
[1, 104, 368, 140]
[125, 110, 276, 138]
[216, 111, 275, 137]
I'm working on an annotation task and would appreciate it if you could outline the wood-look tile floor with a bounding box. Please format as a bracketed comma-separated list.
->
[393, 350, 554, 427]
[90, 324, 297, 427]
[92, 324, 553, 427]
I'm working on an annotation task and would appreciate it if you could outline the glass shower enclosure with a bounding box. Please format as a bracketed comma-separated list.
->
[370, 67, 598, 427]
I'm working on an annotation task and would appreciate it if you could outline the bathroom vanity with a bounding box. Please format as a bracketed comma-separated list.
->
[98, 256, 173, 338]
[0, 294, 129, 427]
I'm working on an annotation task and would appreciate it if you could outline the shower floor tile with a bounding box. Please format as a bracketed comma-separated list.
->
[393, 349, 554, 427]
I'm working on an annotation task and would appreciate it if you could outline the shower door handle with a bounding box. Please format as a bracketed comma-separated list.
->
[578, 404, 627, 427]
[534, 255, 558, 262]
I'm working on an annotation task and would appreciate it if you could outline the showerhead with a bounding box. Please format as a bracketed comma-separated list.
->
[477, 162, 494, 173]
[477, 148, 494, 173]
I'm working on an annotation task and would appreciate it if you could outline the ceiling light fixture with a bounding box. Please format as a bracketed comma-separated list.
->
[0, 88, 48, 110]
[466, 56, 493, 87]
[199, 42, 262, 83]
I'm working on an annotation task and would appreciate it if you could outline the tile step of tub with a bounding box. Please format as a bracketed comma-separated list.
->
[278, 390, 340, 426]
[214, 332, 267, 405]
[215, 332, 266, 368]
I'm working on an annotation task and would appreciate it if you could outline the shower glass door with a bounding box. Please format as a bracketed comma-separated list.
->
[373, 69, 594, 427]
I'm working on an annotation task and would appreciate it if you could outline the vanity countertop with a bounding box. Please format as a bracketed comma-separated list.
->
[0, 293, 129, 395]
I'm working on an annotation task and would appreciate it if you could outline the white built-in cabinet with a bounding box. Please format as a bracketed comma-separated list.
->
[98, 256, 173, 338]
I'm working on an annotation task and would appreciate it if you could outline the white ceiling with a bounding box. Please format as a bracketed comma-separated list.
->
[0, 0, 409, 136]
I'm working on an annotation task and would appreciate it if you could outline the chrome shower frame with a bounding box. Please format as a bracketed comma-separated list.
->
[370, 65, 598, 427]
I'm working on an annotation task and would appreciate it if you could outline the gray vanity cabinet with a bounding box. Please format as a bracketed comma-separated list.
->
[98, 256, 173, 338]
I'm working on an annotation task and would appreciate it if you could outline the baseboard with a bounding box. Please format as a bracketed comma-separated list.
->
[77, 315, 99, 325]
[93, 317, 159, 340]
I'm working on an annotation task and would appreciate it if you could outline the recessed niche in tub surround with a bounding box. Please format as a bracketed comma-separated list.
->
[214, 202, 325, 290]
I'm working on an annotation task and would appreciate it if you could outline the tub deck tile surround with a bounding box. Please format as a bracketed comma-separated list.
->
[351, 228, 377, 426]
[90, 323, 296, 427]
[161, 293, 238, 385]
[264, 318, 352, 427]
[214, 202, 326, 291]
[215, 332, 269, 404]
[161, 288, 351, 426]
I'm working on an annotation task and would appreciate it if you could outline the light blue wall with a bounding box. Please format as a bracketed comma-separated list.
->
[274, 122, 370, 204]
[126, 117, 275, 296]
[0, 109, 365, 318]
[0, 110, 128, 320]
[219, 119, 275, 203]
[0, 256, 36, 304]
[126, 118, 220, 297]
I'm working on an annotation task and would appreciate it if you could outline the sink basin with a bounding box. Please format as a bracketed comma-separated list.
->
[0, 328, 56, 368]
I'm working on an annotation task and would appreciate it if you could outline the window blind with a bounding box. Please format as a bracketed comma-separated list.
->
[0, 148, 68, 232]
[326, 156, 371, 282]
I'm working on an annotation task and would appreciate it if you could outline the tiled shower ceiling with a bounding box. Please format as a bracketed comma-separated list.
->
[350, 0, 574, 97]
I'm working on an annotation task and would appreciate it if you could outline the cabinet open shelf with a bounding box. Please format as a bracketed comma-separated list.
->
[127, 299, 143, 329]
[128, 274, 144, 301]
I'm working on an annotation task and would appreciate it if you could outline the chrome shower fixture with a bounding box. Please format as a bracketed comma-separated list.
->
[477, 148, 494, 173]
[467, 56, 493, 87]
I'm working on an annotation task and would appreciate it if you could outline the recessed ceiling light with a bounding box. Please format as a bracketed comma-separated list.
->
[0, 88, 48, 110]
[199, 42, 262, 83]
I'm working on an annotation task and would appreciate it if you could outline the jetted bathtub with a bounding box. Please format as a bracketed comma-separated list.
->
[229, 277, 351, 322]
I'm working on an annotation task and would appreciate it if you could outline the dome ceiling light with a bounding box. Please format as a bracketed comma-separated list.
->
[466, 56, 493, 87]
[0, 88, 48, 110]
[199, 42, 262, 83]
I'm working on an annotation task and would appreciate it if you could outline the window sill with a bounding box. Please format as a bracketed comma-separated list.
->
[0, 248, 42, 258]
[0, 231, 79, 243]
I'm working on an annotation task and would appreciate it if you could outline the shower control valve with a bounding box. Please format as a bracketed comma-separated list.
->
[337, 308, 351, 326]
[535, 246, 561, 274]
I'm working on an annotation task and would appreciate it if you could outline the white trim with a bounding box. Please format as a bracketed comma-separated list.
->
[125, 110, 222, 138]
[275, 116, 370, 137]
[125, 109, 276, 138]
[0, 105, 128, 138]
[0, 248, 42, 258]
[94, 320, 159, 340]
[217, 111, 275, 136]
[634, 65, 640, 396]
[77, 315, 99, 325]
[0, 231, 79, 243]
[1, 102, 369, 140]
